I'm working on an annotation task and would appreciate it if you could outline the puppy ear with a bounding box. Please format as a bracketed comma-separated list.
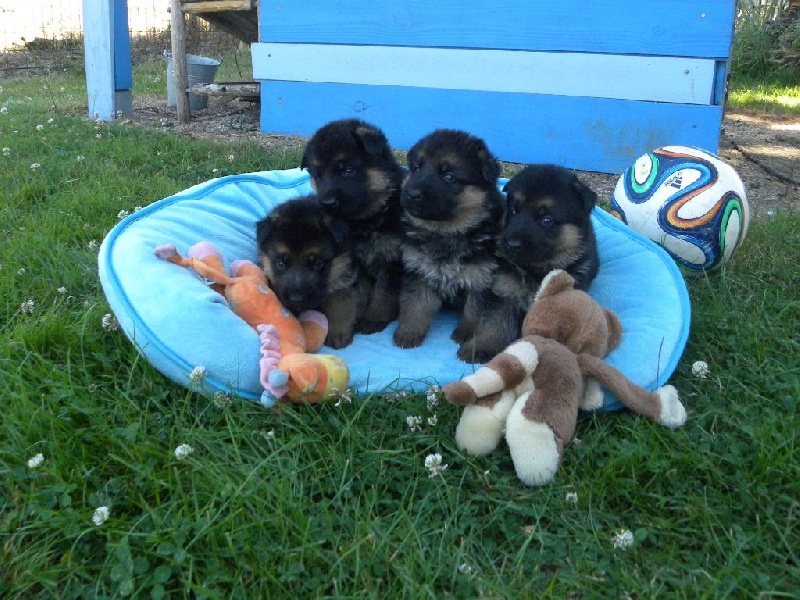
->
[355, 125, 388, 155]
[255, 214, 275, 249]
[479, 150, 501, 183]
[573, 179, 598, 214]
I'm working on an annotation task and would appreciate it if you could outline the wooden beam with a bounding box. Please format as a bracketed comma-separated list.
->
[181, 0, 252, 13]
[169, 0, 190, 123]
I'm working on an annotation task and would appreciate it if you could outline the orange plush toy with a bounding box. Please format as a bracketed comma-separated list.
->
[154, 241, 349, 406]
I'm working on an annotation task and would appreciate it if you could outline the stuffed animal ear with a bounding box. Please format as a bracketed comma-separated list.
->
[604, 309, 623, 352]
[533, 269, 575, 303]
[355, 125, 389, 155]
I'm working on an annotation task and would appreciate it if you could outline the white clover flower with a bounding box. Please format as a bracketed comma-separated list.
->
[20, 300, 34, 314]
[87, 240, 99, 250]
[77, 155, 85, 162]
[406, 415, 423, 432]
[189, 366, 207, 383]
[17, 267, 25, 276]
[692, 360, 709, 379]
[213, 391, 232, 408]
[92, 506, 110, 526]
[117, 209, 129, 220]
[458, 563, 476, 576]
[424, 452, 449, 478]
[427, 414, 438, 427]
[47, 117, 54, 124]
[134, 206, 143, 212]
[101, 313, 120, 331]
[227, 154, 234, 162]
[27, 453, 45, 468]
[57, 286, 67, 294]
[0, 106, 7, 114]
[2, 147, 9, 156]
[426, 385, 441, 409]
[566, 492, 578, 504]
[332, 387, 352, 407]
[174, 443, 194, 460]
[212, 168, 219, 174]
[612, 529, 635, 549]
[36, 124, 43, 131]
[30, 162, 40, 170]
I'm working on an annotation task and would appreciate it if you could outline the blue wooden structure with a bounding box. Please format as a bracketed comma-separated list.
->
[252, 1, 736, 174]
[82, 0, 132, 120]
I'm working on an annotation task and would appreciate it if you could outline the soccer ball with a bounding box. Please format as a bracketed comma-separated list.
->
[610, 146, 749, 273]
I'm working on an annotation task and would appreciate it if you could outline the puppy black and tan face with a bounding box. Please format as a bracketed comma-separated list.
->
[402, 129, 504, 233]
[256, 197, 348, 314]
[300, 118, 403, 221]
[500, 164, 597, 271]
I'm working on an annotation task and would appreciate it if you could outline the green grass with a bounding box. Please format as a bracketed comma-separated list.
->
[728, 74, 800, 116]
[1, 64, 799, 599]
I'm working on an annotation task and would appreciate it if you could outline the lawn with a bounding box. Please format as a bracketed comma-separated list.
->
[1, 62, 798, 599]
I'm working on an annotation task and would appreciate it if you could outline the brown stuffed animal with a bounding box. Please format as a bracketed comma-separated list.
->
[443, 269, 686, 486]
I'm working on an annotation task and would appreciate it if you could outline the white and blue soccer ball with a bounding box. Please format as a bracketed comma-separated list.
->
[611, 145, 750, 273]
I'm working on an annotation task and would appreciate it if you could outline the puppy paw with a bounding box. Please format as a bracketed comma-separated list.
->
[393, 327, 426, 349]
[325, 328, 355, 349]
[450, 324, 474, 345]
[456, 342, 493, 364]
[357, 318, 391, 335]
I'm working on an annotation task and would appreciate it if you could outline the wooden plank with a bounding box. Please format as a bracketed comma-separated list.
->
[253, 43, 717, 105]
[170, 0, 191, 123]
[258, 81, 724, 174]
[258, 0, 735, 58]
[181, 0, 252, 14]
[190, 81, 260, 98]
[82, 0, 115, 120]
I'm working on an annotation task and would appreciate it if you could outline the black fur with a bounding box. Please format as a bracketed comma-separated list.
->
[301, 118, 406, 333]
[468, 164, 599, 361]
[393, 129, 506, 362]
[256, 196, 368, 349]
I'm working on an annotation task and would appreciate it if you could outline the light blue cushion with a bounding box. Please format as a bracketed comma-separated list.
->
[99, 168, 690, 410]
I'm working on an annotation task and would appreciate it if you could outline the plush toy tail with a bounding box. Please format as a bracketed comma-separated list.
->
[576, 354, 687, 428]
[443, 337, 541, 406]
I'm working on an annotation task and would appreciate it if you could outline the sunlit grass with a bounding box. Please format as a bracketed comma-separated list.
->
[728, 75, 800, 116]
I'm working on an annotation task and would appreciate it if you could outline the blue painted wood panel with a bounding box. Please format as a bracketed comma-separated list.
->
[259, 0, 735, 58]
[259, 81, 723, 174]
[113, 0, 132, 90]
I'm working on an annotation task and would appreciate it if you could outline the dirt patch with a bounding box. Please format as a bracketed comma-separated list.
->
[121, 93, 800, 217]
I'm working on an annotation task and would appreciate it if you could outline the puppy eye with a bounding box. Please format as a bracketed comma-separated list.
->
[442, 172, 456, 184]
[538, 215, 555, 228]
[408, 163, 419, 173]
[340, 165, 357, 177]
[273, 258, 287, 272]
[308, 256, 326, 271]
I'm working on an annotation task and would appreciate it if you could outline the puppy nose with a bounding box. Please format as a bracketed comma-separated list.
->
[503, 236, 523, 251]
[404, 187, 423, 202]
[287, 291, 307, 303]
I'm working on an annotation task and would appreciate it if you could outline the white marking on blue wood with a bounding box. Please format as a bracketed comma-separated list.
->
[253, 43, 716, 105]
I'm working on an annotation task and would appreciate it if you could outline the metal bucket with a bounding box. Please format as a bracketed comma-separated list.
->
[164, 51, 221, 110]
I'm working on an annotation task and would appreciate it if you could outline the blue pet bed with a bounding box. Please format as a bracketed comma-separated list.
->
[98, 168, 690, 410]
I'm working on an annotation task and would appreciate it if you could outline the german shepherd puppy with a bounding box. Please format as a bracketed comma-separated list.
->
[301, 118, 406, 334]
[470, 164, 600, 360]
[256, 196, 369, 349]
[393, 128, 506, 361]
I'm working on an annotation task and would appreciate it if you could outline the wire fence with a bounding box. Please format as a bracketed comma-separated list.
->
[0, 0, 239, 74]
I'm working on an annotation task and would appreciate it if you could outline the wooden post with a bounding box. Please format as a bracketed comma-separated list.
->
[170, 0, 190, 123]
